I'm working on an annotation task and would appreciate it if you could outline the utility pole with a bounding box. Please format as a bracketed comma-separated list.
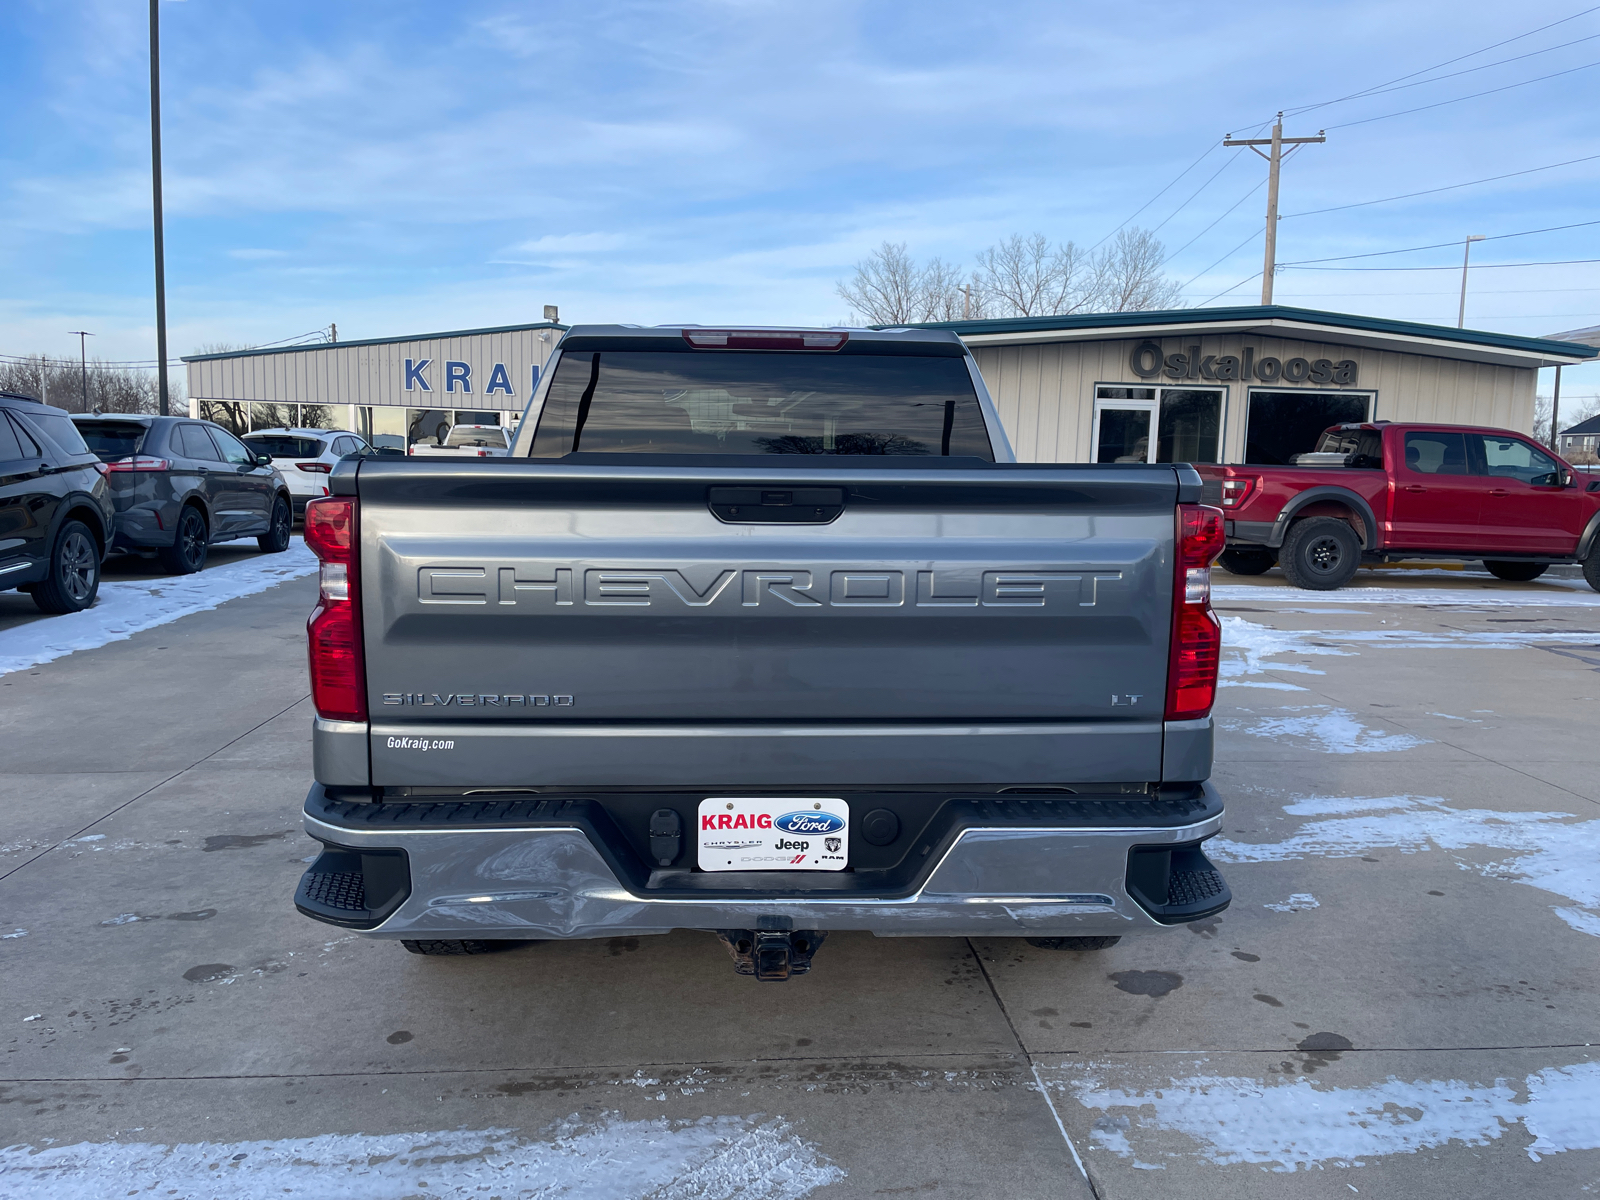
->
[69, 331, 94, 411]
[962, 285, 971, 319]
[1224, 113, 1326, 304]
[149, 0, 170, 416]
[1457, 235, 1486, 328]
[329, 322, 338, 343]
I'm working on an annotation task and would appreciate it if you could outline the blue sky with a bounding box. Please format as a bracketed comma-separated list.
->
[2, 0, 1597, 398]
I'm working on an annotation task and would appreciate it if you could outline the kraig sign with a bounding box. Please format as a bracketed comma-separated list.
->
[1130, 341, 1358, 386]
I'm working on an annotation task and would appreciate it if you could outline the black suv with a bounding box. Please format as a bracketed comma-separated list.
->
[0, 393, 116, 613]
[71, 414, 294, 574]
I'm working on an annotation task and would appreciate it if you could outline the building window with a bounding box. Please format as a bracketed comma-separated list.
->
[1093, 386, 1223, 464]
[1245, 390, 1373, 465]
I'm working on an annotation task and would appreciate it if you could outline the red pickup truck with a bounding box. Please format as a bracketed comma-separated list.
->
[1195, 422, 1600, 591]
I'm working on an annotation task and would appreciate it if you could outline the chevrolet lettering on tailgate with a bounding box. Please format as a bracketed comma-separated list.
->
[418, 565, 1125, 608]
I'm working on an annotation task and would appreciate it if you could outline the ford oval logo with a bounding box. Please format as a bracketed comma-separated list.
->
[773, 811, 845, 835]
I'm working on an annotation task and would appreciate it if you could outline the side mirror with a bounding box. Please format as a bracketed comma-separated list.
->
[255, 454, 272, 467]
[1561, 469, 1575, 488]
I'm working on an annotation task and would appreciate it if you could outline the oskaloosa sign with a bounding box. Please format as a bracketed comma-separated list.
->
[1130, 341, 1358, 385]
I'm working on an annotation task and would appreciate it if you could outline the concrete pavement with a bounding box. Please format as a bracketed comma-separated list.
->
[1, 560, 1597, 1197]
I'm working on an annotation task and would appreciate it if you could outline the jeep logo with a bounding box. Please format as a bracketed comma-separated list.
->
[418, 566, 1122, 609]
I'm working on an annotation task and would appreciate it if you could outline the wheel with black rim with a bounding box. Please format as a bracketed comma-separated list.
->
[1219, 546, 1276, 576]
[1025, 936, 1122, 951]
[1279, 517, 1361, 591]
[157, 505, 209, 575]
[257, 495, 292, 553]
[400, 939, 523, 956]
[1483, 560, 1548, 582]
[31, 520, 101, 614]
[1584, 545, 1600, 594]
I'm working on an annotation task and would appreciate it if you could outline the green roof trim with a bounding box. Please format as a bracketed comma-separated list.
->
[894, 305, 1598, 360]
[181, 321, 570, 363]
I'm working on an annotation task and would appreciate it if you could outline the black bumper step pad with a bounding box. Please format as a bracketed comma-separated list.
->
[294, 847, 411, 929]
[1125, 842, 1232, 924]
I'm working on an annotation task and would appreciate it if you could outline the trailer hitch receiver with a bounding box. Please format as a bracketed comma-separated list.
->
[716, 929, 827, 981]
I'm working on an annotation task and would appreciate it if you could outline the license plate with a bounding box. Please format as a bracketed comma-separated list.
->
[697, 797, 849, 872]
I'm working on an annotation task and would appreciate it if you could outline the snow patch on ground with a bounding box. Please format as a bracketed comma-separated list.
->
[0, 540, 316, 677]
[1210, 795, 1600, 937]
[1219, 615, 1600, 691]
[1265, 893, 1320, 912]
[1222, 706, 1431, 754]
[1214, 583, 1600, 608]
[0, 1113, 844, 1199]
[1067, 1061, 1600, 1171]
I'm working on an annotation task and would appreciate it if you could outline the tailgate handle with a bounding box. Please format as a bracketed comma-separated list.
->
[708, 486, 845, 524]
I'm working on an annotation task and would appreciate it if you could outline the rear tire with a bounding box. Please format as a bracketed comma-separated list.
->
[1219, 546, 1276, 576]
[31, 520, 101, 614]
[257, 495, 292, 553]
[157, 506, 209, 575]
[1025, 936, 1122, 951]
[1584, 545, 1600, 594]
[400, 939, 520, 956]
[1279, 517, 1361, 591]
[1483, 560, 1548, 582]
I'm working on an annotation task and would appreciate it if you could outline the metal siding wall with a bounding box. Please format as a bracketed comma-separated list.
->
[971, 334, 1542, 463]
[183, 329, 554, 412]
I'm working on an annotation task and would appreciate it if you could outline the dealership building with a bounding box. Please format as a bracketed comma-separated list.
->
[183, 305, 1596, 463]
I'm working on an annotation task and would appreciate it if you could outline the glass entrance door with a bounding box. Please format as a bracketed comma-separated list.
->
[1093, 399, 1157, 463]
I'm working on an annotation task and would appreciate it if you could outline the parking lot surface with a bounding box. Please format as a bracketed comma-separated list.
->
[2, 558, 1598, 1197]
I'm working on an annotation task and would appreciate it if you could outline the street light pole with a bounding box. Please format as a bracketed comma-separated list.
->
[68, 331, 94, 411]
[149, 0, 170, 416]
[1457, 235, 1486, 329]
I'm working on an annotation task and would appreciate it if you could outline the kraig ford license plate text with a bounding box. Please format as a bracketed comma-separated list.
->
[697, 797, 849, 872]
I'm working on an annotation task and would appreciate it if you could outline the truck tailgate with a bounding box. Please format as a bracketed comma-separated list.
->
[358, 461, 1180, 787]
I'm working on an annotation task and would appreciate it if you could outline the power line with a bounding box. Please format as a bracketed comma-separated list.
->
[1177, 224, 1266, 292]
[1284, 257, 1600, 272]
[1284, 153, 1600, 218]
[1161, 179, 1266, 266]
[1196, 271, 1265, 306]
[1087, 144, 1223, 252]
[1285, 5, 1600, 116]
[1326, 59, 1600, 130]
[1149, 155, 1241, 235]
[1280, 218, 1600, 264]
[1314, 30, 1600, 106]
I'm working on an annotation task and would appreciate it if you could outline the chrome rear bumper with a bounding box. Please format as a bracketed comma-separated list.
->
[301, 798, 1228, 939]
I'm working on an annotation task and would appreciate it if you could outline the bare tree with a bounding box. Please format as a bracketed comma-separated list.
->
[838, 227, 1182, 326]
[1087, 228, 1183, 312]
[836, 243, 927, 326]
[0, 354, 168, 414]
[973, 234, 1089, 317]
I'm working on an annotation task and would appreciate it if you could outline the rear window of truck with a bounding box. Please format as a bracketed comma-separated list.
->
[529, 351, 994, 459]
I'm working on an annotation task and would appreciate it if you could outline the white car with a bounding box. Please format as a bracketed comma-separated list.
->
[242, 428, 373, 517]
[407, 423, 513, 458]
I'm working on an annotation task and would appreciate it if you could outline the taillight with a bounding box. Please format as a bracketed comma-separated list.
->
[304, 496, 365, 722]
[91, 461, 110, 477]
[297, 461, 333, 473]
[683, 329, 848, 351]
[107, 456, 170, 472]
[1218, 477, 1257, 507]
[1166, 503, 1226, 721]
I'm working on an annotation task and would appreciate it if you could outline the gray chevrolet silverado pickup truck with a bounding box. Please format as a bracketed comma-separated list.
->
[294, 325, 1231, 980]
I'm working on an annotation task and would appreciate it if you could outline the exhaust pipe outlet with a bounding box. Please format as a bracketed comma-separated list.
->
[716, 929, 827, 981]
